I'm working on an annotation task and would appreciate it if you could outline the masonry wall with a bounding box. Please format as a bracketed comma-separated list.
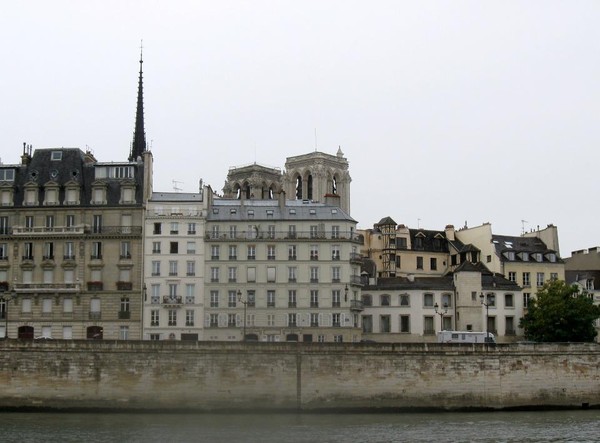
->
[0, 341, 598, 411]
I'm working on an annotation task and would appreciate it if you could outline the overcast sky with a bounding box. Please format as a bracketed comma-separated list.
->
[1, 1, 599, 257]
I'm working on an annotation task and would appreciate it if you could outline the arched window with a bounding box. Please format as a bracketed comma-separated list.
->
[307, 174, 313, 200]
[295, 176, 302, 199]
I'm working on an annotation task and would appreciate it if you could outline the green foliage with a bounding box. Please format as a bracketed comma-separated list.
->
[519, 280, 600, 342]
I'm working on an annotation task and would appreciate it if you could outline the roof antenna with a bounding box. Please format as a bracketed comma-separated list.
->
[314, 128, 317, 151]
[521, 219, 528, 235]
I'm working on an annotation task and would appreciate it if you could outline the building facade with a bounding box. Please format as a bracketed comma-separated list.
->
[143, 190, 207, 340]
[202, 192, 363, 342]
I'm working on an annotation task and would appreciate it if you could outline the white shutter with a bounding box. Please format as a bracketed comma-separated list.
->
[247, 267, 256, 283]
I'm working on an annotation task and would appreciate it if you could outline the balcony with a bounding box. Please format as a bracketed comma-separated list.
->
[350, 300, 364, 312]
[42, 255, 55, 261]
[88, 226, 142, 236]
[12, 225, 86, 236]
[63, 254, 76, 260]
[116, 281, 133, 291]
[87, 281, 103, 291]
[163, 295, 183, 306]
[22, 255, 34, 262]
[349, 252, 362, 264]
[119, 254, 132, 260]
[310, 255, 319, 261]
[14, 282, 80, 293]
[349, 275, 364, 286]
[118, 311, 131, 319]
[203, 230, 365, 243]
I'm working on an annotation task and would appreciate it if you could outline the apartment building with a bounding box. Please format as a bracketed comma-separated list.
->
[203, 192, 363, 342]
[143, 190, 207, 340]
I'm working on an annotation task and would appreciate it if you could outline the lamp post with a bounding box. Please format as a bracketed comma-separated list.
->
[237, 290, 247, 342]
[0, 289, 17, 339]
[479, 293, 495, 343]
[434, 301, 448, 332]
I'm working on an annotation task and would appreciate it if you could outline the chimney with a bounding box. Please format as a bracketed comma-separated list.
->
[445, 224, 455, 241]
[278, 190, 286, 210]
[21, 142, 32, 165]
[324, 193, 341, 208]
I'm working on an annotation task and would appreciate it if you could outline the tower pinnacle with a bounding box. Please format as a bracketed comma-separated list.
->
[129, 42, 147, 162]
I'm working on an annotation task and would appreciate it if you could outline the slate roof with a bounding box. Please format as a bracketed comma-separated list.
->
[1, 148, 145, 208]
[408, 228, 449, 253]
[492, 234, 561, 263]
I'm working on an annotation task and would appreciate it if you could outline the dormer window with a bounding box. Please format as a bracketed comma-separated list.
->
[289, 209, 296, 215]
[533, 253, 543, 262]
[521, 252, 529, 261]
[547, 253, 556, 263]
[0, 169, 14, 181]
[120, 184, 136, 204]
[0, 187, 13, 207]
[24, 184, 39, 206]
[505, 251, 515, 261]
[43, 187, 59, 206]
[51, 151, 62, 161]
[230, 208, 237, 214]
[64, 185, 80, 205]
[309, 209, 316, 215]
[91, 183, 107, 205]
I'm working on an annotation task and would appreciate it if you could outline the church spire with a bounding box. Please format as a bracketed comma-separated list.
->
[129, 42, 147, 162]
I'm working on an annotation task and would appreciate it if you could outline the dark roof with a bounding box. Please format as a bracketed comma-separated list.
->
[364, 276, 454, 291]
[492, 234, 561, 263]
[376, 216, 396, 226]
[408, 228, 449, 253]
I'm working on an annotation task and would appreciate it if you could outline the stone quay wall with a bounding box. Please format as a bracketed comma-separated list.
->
[0, 341, 599, 411]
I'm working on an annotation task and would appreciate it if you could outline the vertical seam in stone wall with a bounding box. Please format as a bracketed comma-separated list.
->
[296, 346, 302, 410]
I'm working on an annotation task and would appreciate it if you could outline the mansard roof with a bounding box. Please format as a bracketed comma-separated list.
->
[207, 198, 356, 223]
[364, 276, 455, 291]
[408, 228, 449, 253]
[376, 216, 396, 227]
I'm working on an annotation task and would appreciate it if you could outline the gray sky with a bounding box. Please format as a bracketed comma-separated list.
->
[2, 1, 599, 257]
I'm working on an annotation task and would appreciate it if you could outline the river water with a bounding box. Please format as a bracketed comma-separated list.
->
[0, 410, 598, 442]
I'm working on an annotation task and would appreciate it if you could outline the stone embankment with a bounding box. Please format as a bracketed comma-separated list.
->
[0, 341, 598, 411]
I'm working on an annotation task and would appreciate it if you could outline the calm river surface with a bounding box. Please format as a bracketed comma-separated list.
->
[0, 410, 598, 442]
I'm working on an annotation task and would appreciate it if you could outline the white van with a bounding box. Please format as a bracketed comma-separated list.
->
[437, 330, 496, 344]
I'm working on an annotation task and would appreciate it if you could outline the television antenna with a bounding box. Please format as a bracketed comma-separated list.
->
[521, 219, 528, 235]
[172, 180, 184, 192]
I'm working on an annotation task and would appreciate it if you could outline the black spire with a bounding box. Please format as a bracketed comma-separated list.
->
[129, 43, 147, 162]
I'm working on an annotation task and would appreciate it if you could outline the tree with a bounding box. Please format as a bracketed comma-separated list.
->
[519, 280, 600, 342]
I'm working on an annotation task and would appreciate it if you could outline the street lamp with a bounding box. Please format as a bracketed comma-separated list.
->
[237, 290, 247, 342]
[0, 289, 17, 339]
[434, 301, 448, 332]
[479, 293, 495, 343]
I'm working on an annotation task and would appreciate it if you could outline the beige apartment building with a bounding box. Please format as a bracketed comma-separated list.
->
[0, 54, 152, 340]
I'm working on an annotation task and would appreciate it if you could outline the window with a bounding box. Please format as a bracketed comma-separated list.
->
[150, 310, 159, 326]
[267, 314, 275, 326]
[0, 216, 9, 234]
[267, 225, 276, 239]
[170, 242, 178, 254]
[45, 215, 54, 229]
[187, 223, 196, 235]
[153, 222, 162, 235]
[288, 290, 297, 308]
[423, 293, 434, 307]
[484, 293, 496, 307]
[267, 267, 276, 282]
[331, 245, 340, 261]
[169, 260, 178, 276]
[288, 267, 297, 283]
[310, 267, 318, 283]
[311, 313, 319, 327]
[310, 245, 319, 260]
[0, 169, 15, 181]
[168, 284, 178, 297]
[211, 225, 219, 239]
[186, 310, 194, 327]
[63, 298, 73, 313]
[331, 266, 340, 283]
[210, 314, 218, 328]
[152, 241, 161, 254]
[310, 225, 318, 239]
[229, 245, 237, 260]
[331, 226, 340, 239]
[228, 314, 237, 327]
[120, 241, 131, 259]
[91, 242, 101, 260]
[536, 272, 545, 287]
[416, 256, 424, 270]
[523, 293, 531, 308]
[380, 315, 391, 333]
[267, 245, 276, 260]
[441, 293, 452, 308]
[288, 245, 297, 260]
[0, 243, 6, 260]
[332, 313, 341, 327]
[43, 242, 54, 260]
[42, 298, 52, 315]
[310, 290, 319, 308]
[247, 267, 256, 283]
[508, 272, 516, 282]
[228, 267, 237, 282]
[522, 272, 530, 287]
[267, 290, 276, 307]
[170, 222, 179, 235]
[506, 316, 515, 335]
[380, 294, 390, 306]
[288, 313, 297, 327]
[186, 261, 195, 276]
[247, 290, 255, 307]
[247, 245, 256, 260]
[430, 257, 437, 271]
[423, 316, 434, 334]
[414, 237, 424, 250]
[551, 273, 558, 281]
[521, 252, 529, 262]
[186, 241, 196, 254]
[332, 290, 341, 307]
[211, 245, 219, 260]
[210, 290, 219, 307]
[505, 293, 514, 308]
[210, 267, 219, 282]
[168, 310, 177, 326]
[229, 225, 237, 239]
[400, 315, 410, 333]
[227, 291, 237, 308]
[152, 261, 161, 276]
[400, 294, 410, 306]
